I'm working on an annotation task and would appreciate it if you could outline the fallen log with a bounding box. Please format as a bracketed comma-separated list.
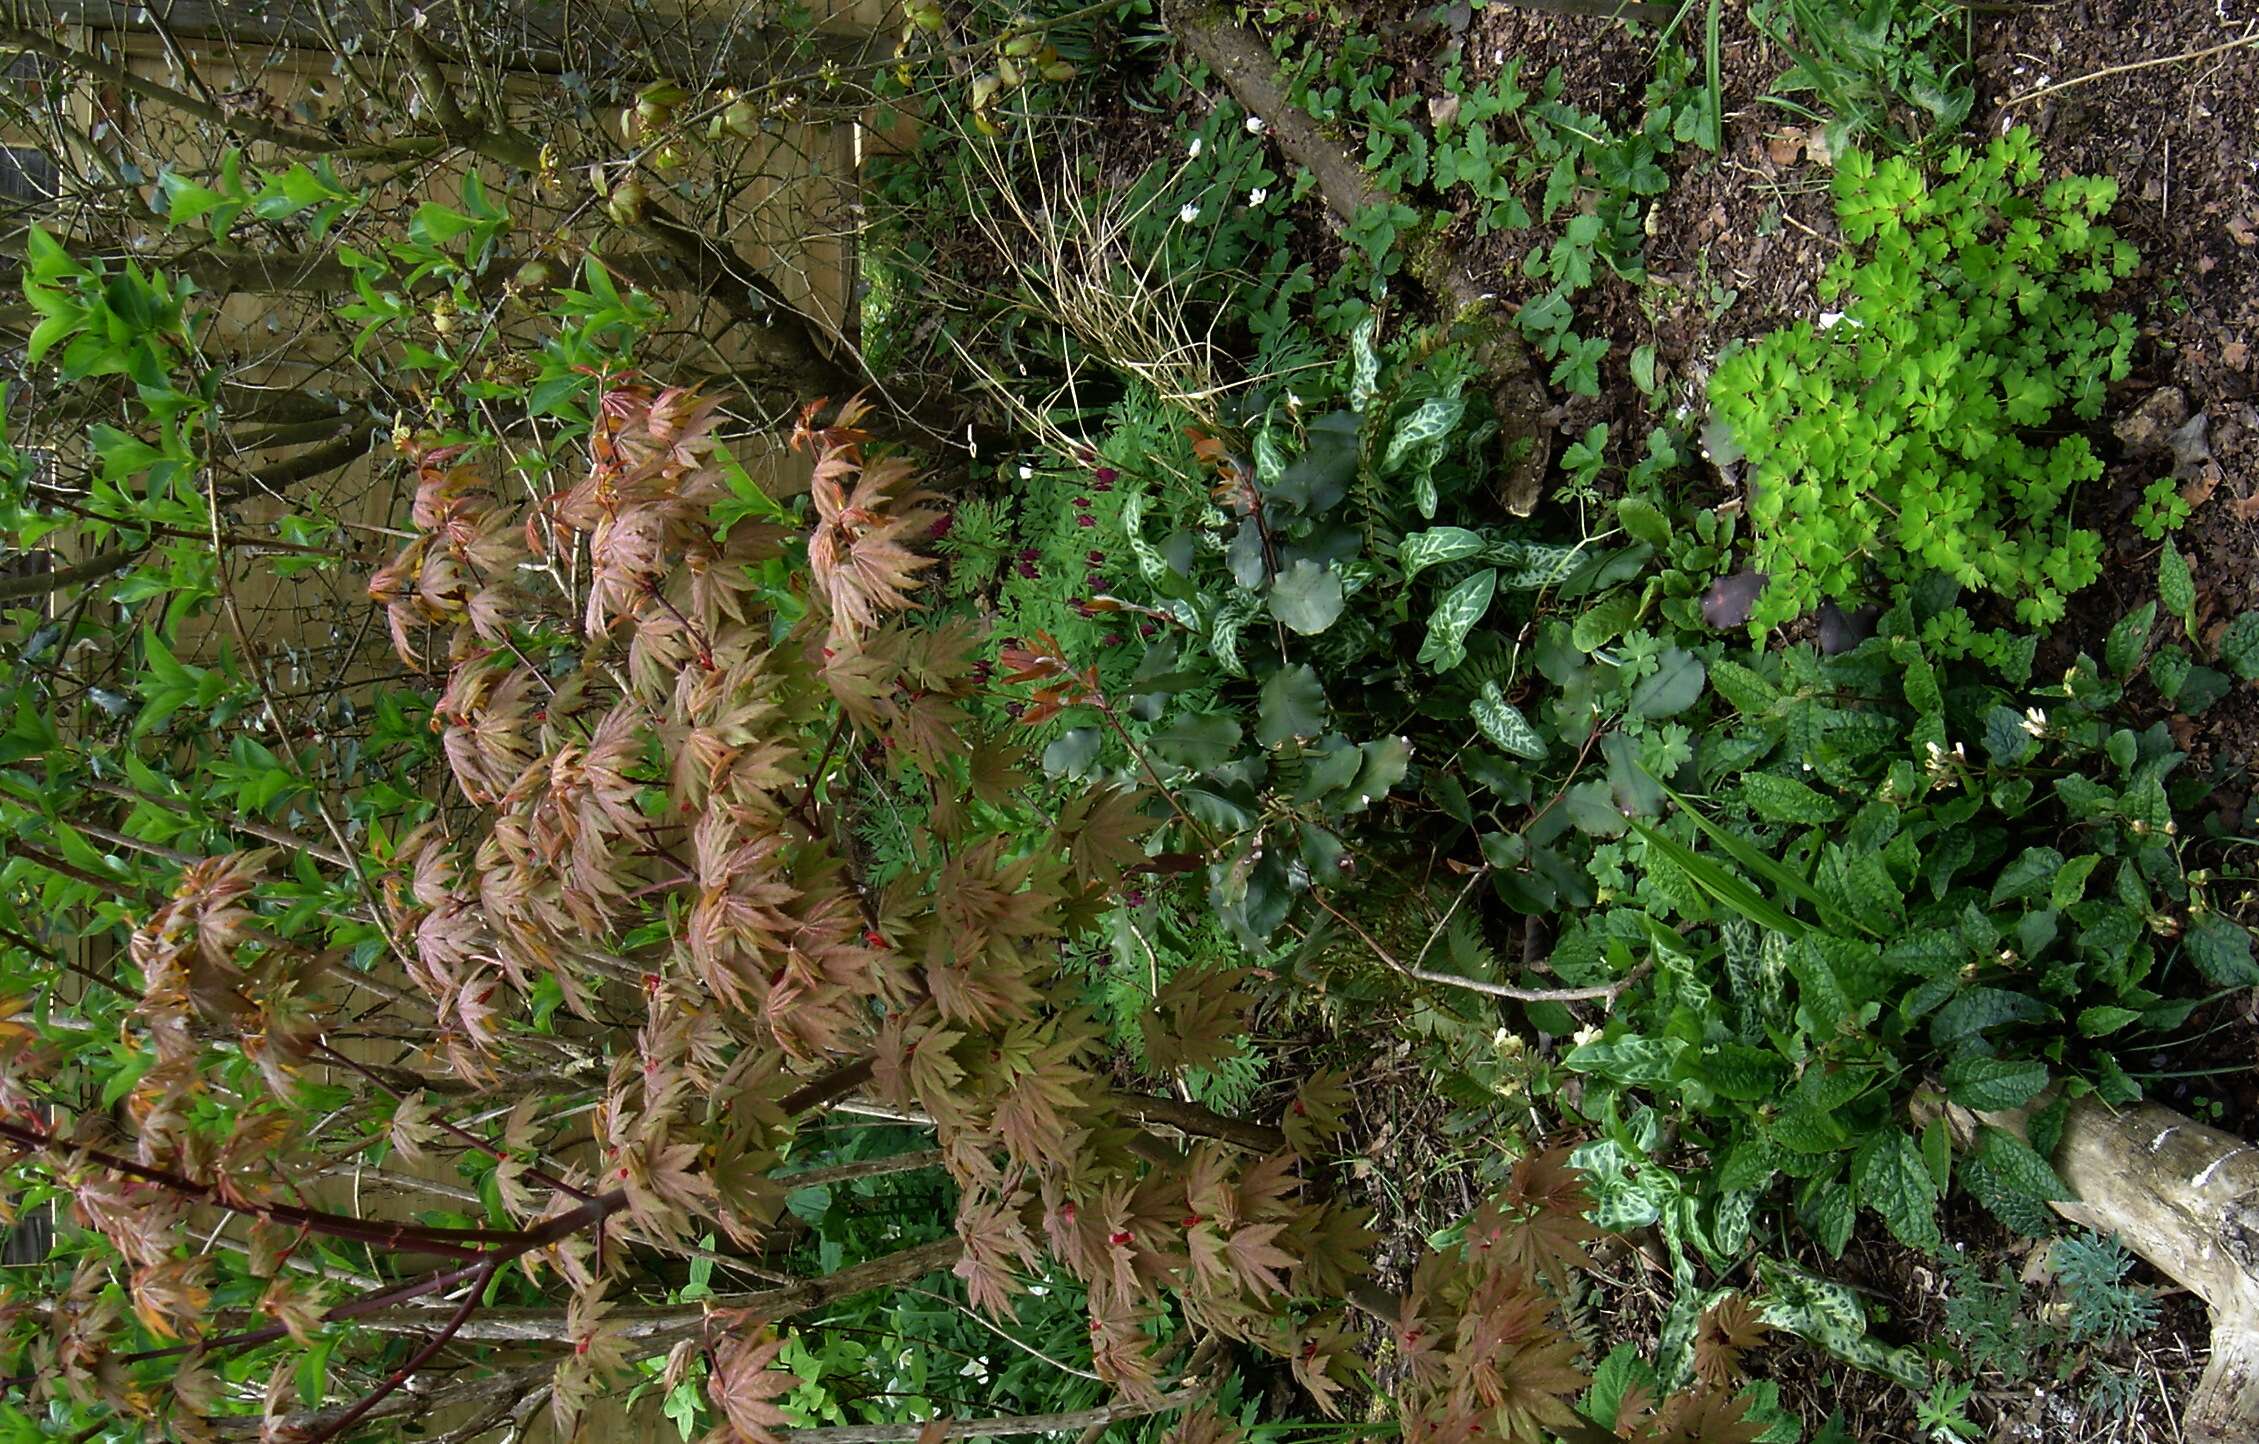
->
[1925, 1090, 2259, 1441]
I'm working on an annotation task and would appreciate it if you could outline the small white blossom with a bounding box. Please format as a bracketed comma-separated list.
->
[1572, 1026, 1602, 1047]
[1187, 135, 1203, 158]
[2022, 705, 2048, 738]
[1245, 115, 1265, 133]
[1017, 464, 1033, 480]
[1178, 201, 1199, 224]
[1247, 186, 1269, 207]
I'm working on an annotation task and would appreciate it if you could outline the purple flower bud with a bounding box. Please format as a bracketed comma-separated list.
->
[1094, 467, 1119, 485]
[1102, 633, 1123, 647]
[1019, 547, 1040, 562]
[1076, 515, 1096, 528]
[1125, 889, 1147, 907]
[1017, 560, 1040, 578]
[1086, 550, 1106, 565]
[927, 511, 955, 539]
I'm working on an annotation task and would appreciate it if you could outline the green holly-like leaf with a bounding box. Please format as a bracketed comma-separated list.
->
[1148, 712, 1243, 772]
[1269, 559, 1345, 636]
[2104, 602, 2155, 677]
[2159, 542, 2196, 637]
[1417, 567, 1498, 673]
[1740, 773, 1840, 824]
[2185, 914, 2259, 986]
[1958, 1125, 2066, 1237]
[1471, 681, 1546, 760]
[1851, 1128, 1941, 1252]
[1941, 1056, 2049, 1111]
[1256, 664, 1328, 747]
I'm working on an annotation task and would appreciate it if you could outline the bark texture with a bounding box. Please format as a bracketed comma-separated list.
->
[1930, 1092, 2259, 1441]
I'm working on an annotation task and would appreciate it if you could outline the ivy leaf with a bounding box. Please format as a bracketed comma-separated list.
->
[1417, 567, 1498, 673]
[1256, 664, 1329, 747]
[1269, 559, 1345, 636]
[1851, 1129, 1941, 1252]
[1942, 1056, 2049, 1111]
[1149, 712, 1243, 771]
[1472, 681, 1547, 759]
[1628, 648, 1705, 719]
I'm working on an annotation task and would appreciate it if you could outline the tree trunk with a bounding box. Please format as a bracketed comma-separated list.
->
[1168, 5, 1553, 514]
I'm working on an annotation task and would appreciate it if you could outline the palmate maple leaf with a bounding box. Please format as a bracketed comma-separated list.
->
[1645, 1388, 1765, 1444]
[1286, 1314, 1362, 1418]
[1281, 1070, 1352, 1157]
[1142, 968, 1253, 1074]
[1472, 1148, 1602, 1291]
[704, 1330, 795, 1444]
[808, 450, 937, 645]
[1692, 1294, 1770, 1392]
[1051, 783, 1153, 892]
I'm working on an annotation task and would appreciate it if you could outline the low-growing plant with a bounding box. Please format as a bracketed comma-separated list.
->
[1749, 0, 1974, 154]
[1709, 129, 2139, 654]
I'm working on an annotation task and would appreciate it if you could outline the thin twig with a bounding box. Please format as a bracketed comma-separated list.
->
[1307, 891, 1651, 1005]
[2009, 25, 2259, 105]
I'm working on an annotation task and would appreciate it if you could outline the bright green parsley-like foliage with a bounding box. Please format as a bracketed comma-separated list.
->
[1710, 127, 2138, 656]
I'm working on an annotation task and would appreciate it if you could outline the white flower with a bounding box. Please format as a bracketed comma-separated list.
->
[1245, 115, 1265, 134]
[2021, 706, 2048, 738]
[1017, 464, 1033, 480]
[1572, 1026, 1602, 1047]
[1178, 201, 1199, 224]
[1187, 135, 1203, 159]
[1247, 186, 1269, 207]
